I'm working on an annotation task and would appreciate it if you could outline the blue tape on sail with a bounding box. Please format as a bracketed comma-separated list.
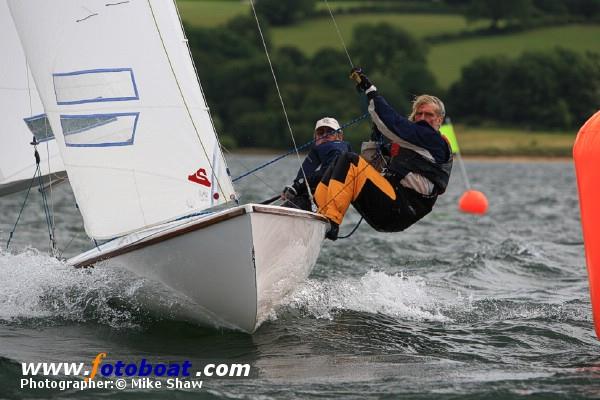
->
[53, 68, 139, 105]
[60, 112, 139, 147]
[23, 113, 55, 142]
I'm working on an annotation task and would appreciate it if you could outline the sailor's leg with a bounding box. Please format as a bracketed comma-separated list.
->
[314, 164, 334, 213]
[317, 153, 395, 225]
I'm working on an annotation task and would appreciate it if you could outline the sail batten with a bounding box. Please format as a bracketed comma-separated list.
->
[8, 0, 236, 239]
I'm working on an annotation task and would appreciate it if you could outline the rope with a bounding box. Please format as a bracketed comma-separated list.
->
[455, 152, 471, 190]
[6, 142, 58, 254]
[445, 119, 471, 190]
[24, 54, 59, 254]
[6, 166, 39, 250]
[232, 112, 370, 182]
[37, 164, 57, 254]
[44, 136, 58, 253]
[61, 231, 80, 255]
[249, 0, 313, 202]
[338, 217, 363, 239]
[222, 146, 281, 195]
[323, 0, 354, 68]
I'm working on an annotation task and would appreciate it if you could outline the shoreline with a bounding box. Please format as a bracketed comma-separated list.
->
[229, 148, 573, 162]
[459, 155, 573, 162]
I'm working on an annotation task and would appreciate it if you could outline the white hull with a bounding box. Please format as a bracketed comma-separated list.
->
[68, 204, 327, 332]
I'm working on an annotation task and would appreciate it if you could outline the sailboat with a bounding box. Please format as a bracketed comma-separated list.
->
[0, 0, 66, 196]
[7, 0, 327, 332]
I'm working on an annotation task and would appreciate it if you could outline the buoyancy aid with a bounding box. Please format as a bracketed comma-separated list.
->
[387, 145, 453, 195]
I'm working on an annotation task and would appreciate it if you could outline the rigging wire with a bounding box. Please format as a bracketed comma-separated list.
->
[147, 0, 230, 203]
[246, 1, 370, 237]
[323, 0, 354, 68]
[249, 0, 313, 203]
[37, 159, 58, 255]
[24, 54, 58, 253]
[220, 146, 282, 196]
[232, 112, 369, 183]
[322, 1, 369, 238]
[6, 167, 37, 250]
[6, 141, 57, 253]
[172, 0, 237, 204]
[243, 2, 370, 239]
[44, 119, 58, 250]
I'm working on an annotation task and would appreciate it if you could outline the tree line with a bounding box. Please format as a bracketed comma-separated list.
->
[186, 14, 600, 149]
[254, 0, 600, 27]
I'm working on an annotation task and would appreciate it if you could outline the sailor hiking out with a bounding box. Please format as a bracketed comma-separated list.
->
[282, 117, 351, 211]
[314, 67, 453, 240]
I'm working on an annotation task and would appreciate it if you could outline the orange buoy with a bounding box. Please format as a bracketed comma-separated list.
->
[574, 110, 600, 339]
[458, 190, 488, 215]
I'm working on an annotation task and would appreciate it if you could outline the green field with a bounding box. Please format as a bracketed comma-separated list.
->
[270, 13, 489, 53]
[430, 24, 600, 88]
[176, 1, 442, 28]
[314, 1, 419, 12]
[175, 2, 591, 156]
[177, 3, 600, 90]
[177, 0, 247, 27]
[454, 125, 575, 157]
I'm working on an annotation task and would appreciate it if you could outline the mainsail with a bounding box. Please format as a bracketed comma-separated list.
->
[0, 0, 66, 196]
[8, 0, 236, 239]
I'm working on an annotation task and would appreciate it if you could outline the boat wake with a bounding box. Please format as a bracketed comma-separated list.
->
[0, 249, 198, 328]
[1, 249, 588, 336]
[278, 268, 591, 330]
[281, 269, 461, 322]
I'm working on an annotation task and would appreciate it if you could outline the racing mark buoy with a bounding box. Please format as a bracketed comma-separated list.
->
[573, 110, 600, 339]
[440, 119, 489, 216]
[458, 190, 488, 215]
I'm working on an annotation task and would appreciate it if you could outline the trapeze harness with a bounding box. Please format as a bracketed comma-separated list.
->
[381, 144, 453, 230]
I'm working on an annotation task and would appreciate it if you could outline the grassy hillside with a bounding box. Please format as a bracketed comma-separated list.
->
[177, 0, 247, 27]
[175, 2, 586, 156]
[270, 13, 489, 52]
[176, 0, 438, 27]
[177, 3, 600, 90]
[430, 24, 600, 88]
[454, 126, 575, 157]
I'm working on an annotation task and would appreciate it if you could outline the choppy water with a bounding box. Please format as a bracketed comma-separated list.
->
[1, 155, 598, 399]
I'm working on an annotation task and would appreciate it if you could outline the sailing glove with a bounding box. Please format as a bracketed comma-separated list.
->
[282, 185, 297, 201]
[349, 67, 373, 92]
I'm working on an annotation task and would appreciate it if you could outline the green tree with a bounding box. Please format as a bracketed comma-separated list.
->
[466, 0, 534, 29]
[448, 48, 600, 130]
[350, 23, 427, 76]
[447, 56, 511, 121]
[184, 19, 442, 149]
[565, 0, 600, 17]
[253, 0, 316, 26]
[349, 23, 439, 111]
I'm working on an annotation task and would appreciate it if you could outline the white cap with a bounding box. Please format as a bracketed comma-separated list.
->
[314, 117, 341, 132]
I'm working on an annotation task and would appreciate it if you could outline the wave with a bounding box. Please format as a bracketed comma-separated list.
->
[277, 269, 591, 329]
[1, 248, 589, 338]
[0, 249, 195, 328]
[281, 270, 457, 323]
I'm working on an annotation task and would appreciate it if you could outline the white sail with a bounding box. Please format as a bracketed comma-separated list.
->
[8, 0, 236, 239]
[0, 0, 66, 196]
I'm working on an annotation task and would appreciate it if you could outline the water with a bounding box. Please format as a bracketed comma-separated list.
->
[1, 156, 598, 399]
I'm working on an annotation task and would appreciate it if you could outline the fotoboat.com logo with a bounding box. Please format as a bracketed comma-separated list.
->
[20, 352, 251, 391]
